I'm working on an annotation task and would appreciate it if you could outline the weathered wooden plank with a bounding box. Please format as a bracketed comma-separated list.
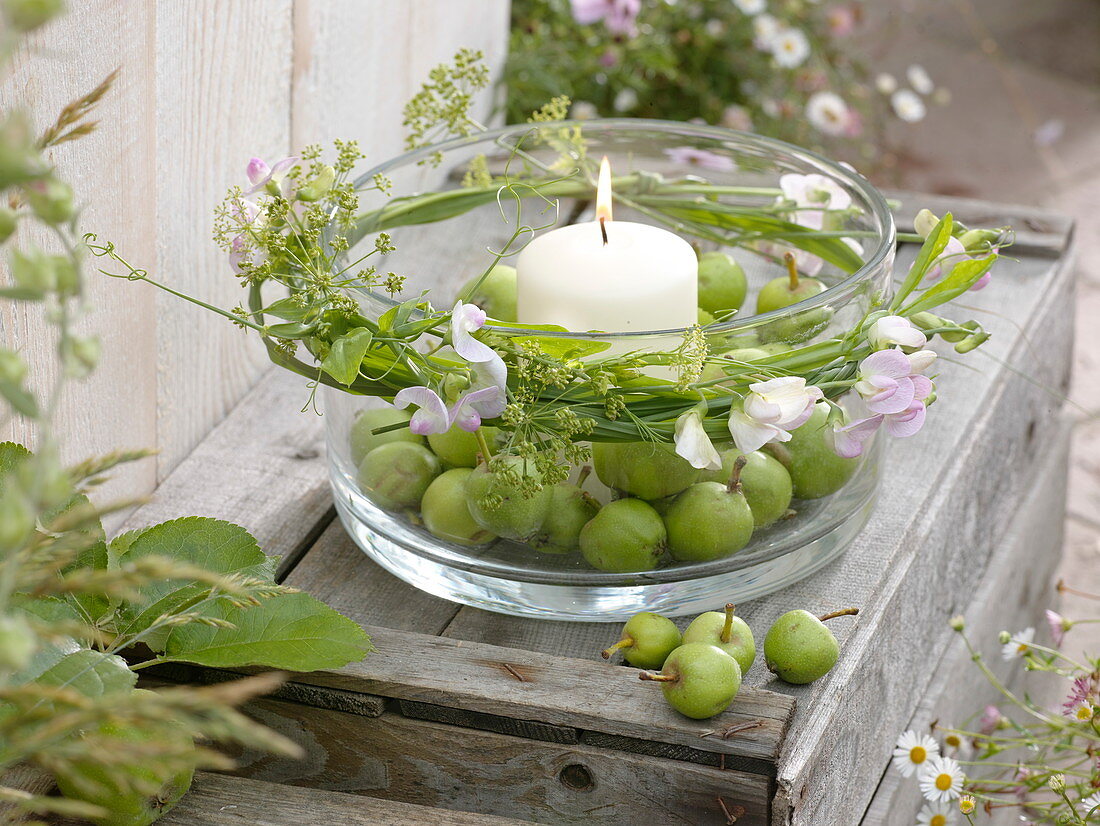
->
[250, 619, 795, 764]
[886, 189, 1073, 255]
[766, 245, 1075, 824]
[160, 772, 536, 826]
[119, 368, 330, 575]
[285, 520, 460, 633]
[152, 2, 293, 480]
[860, 423, 1070, 825]
[0, 764, 54, 823]
[291, 0, 510, 159]
[0, 1, 159, 507]
[228, 702, 771, 825]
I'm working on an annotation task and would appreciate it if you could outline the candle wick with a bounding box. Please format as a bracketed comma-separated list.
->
[599, 216, 608, 245]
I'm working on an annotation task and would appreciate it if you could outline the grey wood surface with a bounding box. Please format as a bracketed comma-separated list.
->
[125, 192, 1075, 825]
[160, 772, 537, 826]
[227, 702, 772, 825]
[860, 423, 1071, 825]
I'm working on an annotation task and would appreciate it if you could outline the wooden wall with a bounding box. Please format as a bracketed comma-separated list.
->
[0, 0, 509, 510]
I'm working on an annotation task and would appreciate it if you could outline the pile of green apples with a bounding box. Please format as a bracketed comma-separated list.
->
[603, 604, 859, 719]
[348, 252, 857, 570]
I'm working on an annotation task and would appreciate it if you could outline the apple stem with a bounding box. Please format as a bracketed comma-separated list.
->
[601, 636, 632, 659]
[819, 608, 860, 622]
[577, 465, 593, 487]
[784, 251, 800, 290]
[639, 671, 678, 683]
[721, 602, 736, 644]
[726, 454, 747, 494]
[475, 429, 494, 463]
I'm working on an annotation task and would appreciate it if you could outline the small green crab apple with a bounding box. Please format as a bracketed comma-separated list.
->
[664, 456, 754, 563]
[592, 441, 700, 500]
[703, 450, 792, 527]
[349, 407, 424, 466]
[756, 253, 828, 343]
[682, 603, 756, 675]
[639, 643, 742, 719]
[697, 251, 747, 317]
[601, 612, 682, 669]
[763, 608, 859, 684]
[579, 498, 667, 573]
[459, 264, 518, 322]
[765, 403, 858, 499]
[421, 468, 497, 546]
[530, 475, 600, 554]
[428, 424, 500, 468]
[464, 455, 552, 542]
[357, 441, 441, 510]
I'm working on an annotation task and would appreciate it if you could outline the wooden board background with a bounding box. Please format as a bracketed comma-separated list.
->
[0, 0, 509, 514]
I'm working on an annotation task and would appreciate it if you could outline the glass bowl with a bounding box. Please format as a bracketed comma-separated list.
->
[323, 119, 895, 620]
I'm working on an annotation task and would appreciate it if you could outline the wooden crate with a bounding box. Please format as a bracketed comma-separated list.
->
[126, 193, 1074, 825]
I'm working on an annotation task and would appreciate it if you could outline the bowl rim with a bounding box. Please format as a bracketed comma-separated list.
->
[354, 118, 897, 339]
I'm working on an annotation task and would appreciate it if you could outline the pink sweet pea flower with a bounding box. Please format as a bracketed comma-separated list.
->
[979, 705, 1004, 735]
[393, 386, 452, 435]
[828, 413, 881, 458]
[728, 377, 823, 454]
[674, 408, 723, 470]
[854, 348, 936, 415]
[451, 301, 499, 363]
[663, 146, 736, 172]
[570, 0, 640, 34]
[866, 315, 927, 350]
[245, 155, 298, 195]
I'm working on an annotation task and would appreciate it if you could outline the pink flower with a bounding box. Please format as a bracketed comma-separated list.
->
[855, 348, 936, 415]
[245, 155, 298, 195]
[827, 413, 881, 459]
[663, 146, 736, 172]
[1063, 676, 1092, 718]
[826, 6, 857, 36]
[1046, 609, 1072, 647]
[778, 172, 852, 230]
[570, 0, 640, 35]
[451, 301, 497, 363]
[599, 49, 618, 67]
[728, 377, 823, 454]
[393, 369, 507, 436]
[393, 386, 452, 435]
[979, 705, 1004, 735]
[866, 315, 928, 350]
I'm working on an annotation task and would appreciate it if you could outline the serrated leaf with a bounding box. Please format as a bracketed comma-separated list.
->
[114, 517, 275, 643]
[35, 649, 135, 698]
[0, 441, 30, 478]
[163, 592, 372, 671]
[320, 328, 373, 385]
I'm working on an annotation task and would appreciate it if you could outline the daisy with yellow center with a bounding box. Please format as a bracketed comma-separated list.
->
[916, 803, 953, 826]
[1072, 701, 1094, 722]
[958, 794, 975, 815]
[1001, 627, 1035, 661]
[919, 755, 965, 804]
[892, 730, 940, 778]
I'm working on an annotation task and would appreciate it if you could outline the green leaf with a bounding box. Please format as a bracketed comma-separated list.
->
[514, 335, 610, 360]
[164, 592, 372, 671]
[0, 378, 38, 418]
[114, 517, 275, 643]
[320, 328, 374, 386]
[901, 256, 997, 316]
[263, 297, 312, 322]
[890, 214, 953, 311]
[0, 441, 30, 478]
[35, 649, 135, 698]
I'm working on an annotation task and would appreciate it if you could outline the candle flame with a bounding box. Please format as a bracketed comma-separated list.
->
[596, 156, 613, 224]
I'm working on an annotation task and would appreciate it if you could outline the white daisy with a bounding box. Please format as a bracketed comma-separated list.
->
[752, 14, 782, 49]
[875, 73, 898, 95]
[907, 64, 935, 95]
[1082, 792, 1100, 819]
[1070, 700, 1094, 722]
[891, 89, 927, 123]
[734, 0, 766, 14]
[570, 101, 598, 120]
[805, 91, 850, 136]
[772, 27, 810, 68]
[916, 803, 953, 826]
[892, 730, 940, 778]
[1001, 627, 1036, 660]
[613, 87, 638, 112]
[919, 756, 965, 804]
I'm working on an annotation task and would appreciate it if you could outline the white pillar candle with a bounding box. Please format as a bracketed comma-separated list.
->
[515, 159, 698, 361]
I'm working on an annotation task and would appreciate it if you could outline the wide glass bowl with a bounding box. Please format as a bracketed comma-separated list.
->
[323, 120, 895, 620]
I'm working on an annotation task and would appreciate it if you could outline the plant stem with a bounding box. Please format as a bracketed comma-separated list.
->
[721, 603, 736, 644]
[819, 608, 859, 622]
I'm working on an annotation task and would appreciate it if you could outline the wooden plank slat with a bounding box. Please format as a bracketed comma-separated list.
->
[860, 423, 1071, 824]
[254, 622, 795, 764]
[119, 368, 330, 575]
[228, 703, 772, 825]
[160, 772, 536, 826]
